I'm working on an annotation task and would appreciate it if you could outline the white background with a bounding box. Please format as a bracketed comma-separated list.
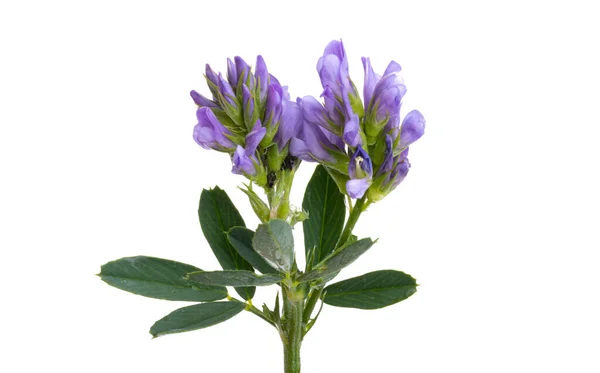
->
[1, 0, 599, 372]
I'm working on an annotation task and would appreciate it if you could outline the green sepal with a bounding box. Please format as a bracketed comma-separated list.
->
[238, 183, 270, 223]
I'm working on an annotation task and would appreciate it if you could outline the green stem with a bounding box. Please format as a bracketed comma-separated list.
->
[302, 287, 323, 325]
[281, 284, 303, 373]
[337, 196, 366, 248]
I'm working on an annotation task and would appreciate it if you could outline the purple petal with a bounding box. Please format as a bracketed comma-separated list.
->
[348, 145, 373, 179]
[289, 137, 314, 162]
[226, 58, 238, 87]
[190, 90, 218, 108]
[383, 60, 402, 76]
[269, 74, 281, 86]
[399, 110, 426, 148]
[242, 84, 255, 123]
[346, 178, 370, 199]
[193, 107, 235, 150]
[232, 145, 257, 175]
[321, 86, 343, 124]
[317, 54, 342, 96]
[377, 134, 394, 176]
[388, 157, 410, 189]
[343, 114, 361, 147]
[245, 120, 266, 155]
[265, 84, 283, 127]
[218, 73, 237, 106]
[205, 64, 219, 86]
[362, 57, 381, 111]
[275, 100, 301, 150]
[234, 56, 250, 83]
[301, 95, 331, 131]
[255, 55, 269, 100]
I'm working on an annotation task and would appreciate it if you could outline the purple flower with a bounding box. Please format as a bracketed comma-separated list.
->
[274, 100, 301, 150]
[232, 120, 266, 175]
[399, 110, 426, 149]
[242, 84, 256, 128]
[218, 73, 237, 107]
[346, 145, 373, 199]
[376, 134, 394, 176]
[193, 107, 235, 151]
[342, 89, 361, 147]
[264, 84, 283, 129]
[255, 55, 269, 101]
[234, 56, 254, 89]
[190, 90, 218, 108]
[317, 40, 350, 97]
[226, 58, 238, 87]
[386, 150, 411, 190]
[290, 98, 343, 163]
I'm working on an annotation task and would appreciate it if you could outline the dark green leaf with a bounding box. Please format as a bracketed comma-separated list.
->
[227, 227, 279, 274]
[150, 301, 245, 338]
[252, 219, 294, 272]
[323, 270, 417, 309]
[99, 256, 227, 301]
[187, 270, 283, 287]
[199, 187, 255, 300]
[298, 238, 374, 283]
[303, 165, 346, 269]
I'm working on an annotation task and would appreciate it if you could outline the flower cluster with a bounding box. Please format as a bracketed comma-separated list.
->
[191, 55, 301, 187]
[291, 40, 425, 200]
[192, 41, 425, 202]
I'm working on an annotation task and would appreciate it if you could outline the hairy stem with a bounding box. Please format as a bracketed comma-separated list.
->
[281, 284, 304, 373]
[337, 196, 366, 248]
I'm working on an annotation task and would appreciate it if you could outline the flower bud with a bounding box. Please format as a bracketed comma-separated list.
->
[193, 107, 235, 152]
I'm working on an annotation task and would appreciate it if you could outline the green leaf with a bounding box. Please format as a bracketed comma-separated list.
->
[298, 238, 374, 283]
[99, 256, 227, 302]
[227, 227, 279, 274]
[187, 270, 283, 287]
[150, 301, 245, 338]
[199, 187, 255, 300]
[302, 165, 346, 269]
[323, 270, 417, 309]
[252, 219, 294, 272]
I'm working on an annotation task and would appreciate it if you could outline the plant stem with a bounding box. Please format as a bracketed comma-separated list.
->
[337, 196, 366, 248]
[301, 287, 323, 326]
[228, 297, 276, 328]
[281, 283, 304, 373]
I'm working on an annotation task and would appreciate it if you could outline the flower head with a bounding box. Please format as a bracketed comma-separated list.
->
[191, 54, 301, 186]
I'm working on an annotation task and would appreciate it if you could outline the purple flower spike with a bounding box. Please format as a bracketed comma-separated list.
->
[232, 145, 257, 175]
[346, 145, 373, 199]
[193, 107, 235, 151]
[255, 55, 269, 100]
[190, 90, 218, 108]
[399, 110, 426, 148]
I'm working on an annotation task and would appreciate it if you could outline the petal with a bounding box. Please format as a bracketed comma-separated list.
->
[399, 110, 426, 148]
[346, 178, 371, 199]
[226, 58, 238, 87]
[190, 90, 218, 108]
[317, 54, 342, 95]
[383, 60, 402, 76]
[275, 100, 301, 150]
[255, 55, 269, 99]
[245, 120, 266, 154]
[232, 145, 257, 175]
[377, 134, 394, 176]
[362, 57, 381, 110]
[343, 113, 361, 147]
